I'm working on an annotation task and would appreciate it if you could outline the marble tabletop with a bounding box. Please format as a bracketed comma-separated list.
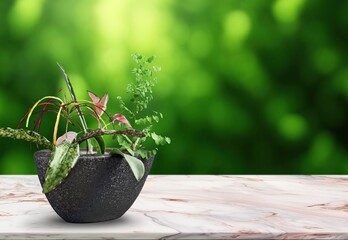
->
[0, 175, 348, 239]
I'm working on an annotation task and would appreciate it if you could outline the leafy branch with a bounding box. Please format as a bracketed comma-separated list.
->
[76, 129, 145, 144]
[117, 54, 170, 159]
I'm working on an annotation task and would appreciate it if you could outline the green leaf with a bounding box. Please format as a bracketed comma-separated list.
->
[153, 115, 159, 123]
[147, 55, 155, 63]
[134, 118, 147, 125]
[151, 132, 169, 145]
[153, 66, 161, 72]
[43, 142, 80, 193]
[110, 148, 120, 155]
[123, 153, 145, 181]
[117, 135, 132, 148]
[136, 148, 157, 159]
[93, 135, 105, 154]
[165, 137, 171, 144]
[110, 149, 145, 181]
[0, 127, 53, 149]
[146, 116, 152, 124]
[126, 147, 135, 156]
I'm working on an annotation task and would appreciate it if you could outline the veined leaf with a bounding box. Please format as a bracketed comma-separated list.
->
[0, 127, 53, 149]
[123, 154, 145, 181]
[111, 149, 145, 181]
[43, 142, 80, 193]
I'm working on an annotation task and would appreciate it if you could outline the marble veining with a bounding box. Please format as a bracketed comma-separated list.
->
[0, 175, 348, 239]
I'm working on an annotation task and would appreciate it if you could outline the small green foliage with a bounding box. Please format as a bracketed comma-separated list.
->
[116, 135, 132, 149]
[151, 132, 171, 145]
[118, 54, 171, 158]
[43, 142, 80, 193]
[120, 53, 160, 117]
[136, 148, 157, 159]
[135, 111, 163, 125]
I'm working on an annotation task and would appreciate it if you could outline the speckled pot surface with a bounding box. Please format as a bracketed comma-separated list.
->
[34, 149, 154, 223]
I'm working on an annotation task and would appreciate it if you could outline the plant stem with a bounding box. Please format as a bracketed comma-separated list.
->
[26, 96, 63, 128]
[76, 129, 145, 144]
[52, 106, 63, 145]
[57, 63, 93, 153]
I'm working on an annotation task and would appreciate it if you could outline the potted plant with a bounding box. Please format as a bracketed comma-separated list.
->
[0, 54, 170, 223]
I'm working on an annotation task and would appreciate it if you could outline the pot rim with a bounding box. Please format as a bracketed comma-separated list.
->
[34, 148, 123, 158]
[34, 148, 154, 160]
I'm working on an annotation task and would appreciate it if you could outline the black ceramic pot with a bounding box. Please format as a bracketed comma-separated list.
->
[34, 149, 154, 223]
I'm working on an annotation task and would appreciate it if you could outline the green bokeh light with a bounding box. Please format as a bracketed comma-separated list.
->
[272, 0, 304, 24]
[223, 10, 251, 49]
[278, 114, 308, 141]
[8, 0, 44, 38]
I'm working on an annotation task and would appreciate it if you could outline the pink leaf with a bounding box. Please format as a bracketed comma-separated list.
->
[88, 91, 109, 117]
[56, 131, 78, 145]
[113, 114, 132, 128]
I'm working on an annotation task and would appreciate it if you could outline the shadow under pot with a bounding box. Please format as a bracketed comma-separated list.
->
[34, 149, 154, 223]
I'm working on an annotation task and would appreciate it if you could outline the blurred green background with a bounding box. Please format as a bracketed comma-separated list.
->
[1, 0, 348, 174]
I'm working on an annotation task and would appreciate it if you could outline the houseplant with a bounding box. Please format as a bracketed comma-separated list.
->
[0, 54, 170, 223]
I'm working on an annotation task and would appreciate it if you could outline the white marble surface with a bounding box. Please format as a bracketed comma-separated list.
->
[1, 175, 348, 239]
